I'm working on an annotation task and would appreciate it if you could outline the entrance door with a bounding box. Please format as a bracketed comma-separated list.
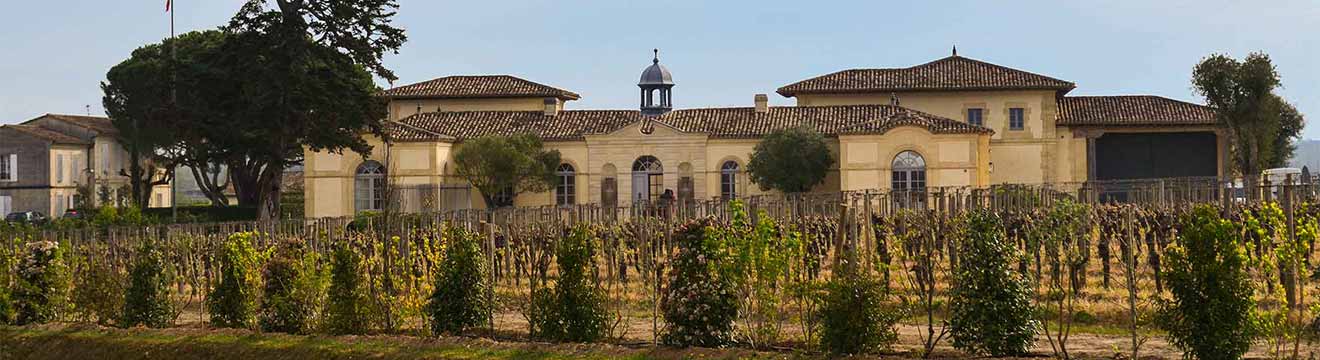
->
[631, 156, 663, 203]
[632, 172, 649, 201]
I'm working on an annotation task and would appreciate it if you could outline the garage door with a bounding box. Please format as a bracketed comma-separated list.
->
[1095, 132, 1218, 180]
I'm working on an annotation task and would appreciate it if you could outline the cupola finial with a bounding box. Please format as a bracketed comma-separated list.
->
[952, 45, 958, 56]
[653, 48, 659, 64]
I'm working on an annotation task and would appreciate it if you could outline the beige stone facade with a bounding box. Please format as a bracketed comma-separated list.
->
[304, 54, 1224, 218]
[0, 114, 172, 217]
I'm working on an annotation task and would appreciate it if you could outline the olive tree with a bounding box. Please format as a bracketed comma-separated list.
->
[452, 134, 561, 208]
[745, 126, 834, 193]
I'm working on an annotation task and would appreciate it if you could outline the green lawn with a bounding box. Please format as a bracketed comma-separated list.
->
[0, 325, 801, 360]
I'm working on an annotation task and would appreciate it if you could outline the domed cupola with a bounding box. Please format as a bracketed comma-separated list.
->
[639, 49, 674, 116]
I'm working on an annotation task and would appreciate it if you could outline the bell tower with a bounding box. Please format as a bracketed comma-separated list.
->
[638, 49, 674, 116]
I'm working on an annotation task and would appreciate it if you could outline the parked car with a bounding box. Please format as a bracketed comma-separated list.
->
[5, 211, 49, 225]
[62, 209, 86, 220]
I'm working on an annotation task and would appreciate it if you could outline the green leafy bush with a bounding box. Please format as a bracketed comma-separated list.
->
[426, 226, 491, 335]
[1157, 205, 1256, 360]
[13, 241, 70, 325]
[70, 247, 125, 326]
[207, 231, 264, 328]
[324, 240, 369, 335]
[121, 242, 174, 328]
[949, 210, 1038, 356]
[260, 241, 328, 334]
[662, 218, 738, 347]
[0, 238, 19, 324]
[819, 268, 901, 355]
[527, 226, 610, 342]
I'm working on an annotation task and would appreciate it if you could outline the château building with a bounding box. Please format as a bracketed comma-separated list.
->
[302, 50, 1225, 218]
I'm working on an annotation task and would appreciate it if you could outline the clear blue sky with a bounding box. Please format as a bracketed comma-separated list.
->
[3, 0, 1317, 137]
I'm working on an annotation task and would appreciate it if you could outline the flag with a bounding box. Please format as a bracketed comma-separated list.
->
[165, 0, 171, 12]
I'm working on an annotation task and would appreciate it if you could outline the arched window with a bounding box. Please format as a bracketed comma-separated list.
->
[891, 151, 926, 191]
[555, 163, 576, 206]
[720, 161, 740, 200]
[631, 156, 663, 202]
[354, 160, 386, 212]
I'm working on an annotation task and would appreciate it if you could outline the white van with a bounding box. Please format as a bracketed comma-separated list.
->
[1263, 167, 1303, 199]
[1264, 167, 1302, 185]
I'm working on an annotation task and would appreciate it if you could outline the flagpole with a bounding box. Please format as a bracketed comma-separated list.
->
[169, 0, 178, 222]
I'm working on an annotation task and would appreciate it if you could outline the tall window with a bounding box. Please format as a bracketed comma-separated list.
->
[354, 160, 386, 212]
[891, 151, 926, 191]
[1009, 107, 1025, 130]
[98, 143, 109, 175]
[555, 163, 576, 206]
[631, 156, 663, 202]
[1, 153, 14, 181]
[720, 161, 739, 200]
[56, 154, 65, 184]
[966, 108, 984, 127]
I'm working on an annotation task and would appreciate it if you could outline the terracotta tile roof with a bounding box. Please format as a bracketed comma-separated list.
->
[659, 105, 991, 138]
[1057, 95, 1219, 126]
[777, 55, 1075, 97]
[392, 105, 990, 142]
[381, 75, 581, 100]
[394, 110, 640, 142]
[2, 124, 90, 145]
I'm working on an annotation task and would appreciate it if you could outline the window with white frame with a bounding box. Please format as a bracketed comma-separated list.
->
[0, 154, 14, 181]
[354, 160, 387, 212]
[891, 151, 927, 191]
[555, 163, 576, 206]
[720, 161, 739, 200]
[0, 195, 11, 215]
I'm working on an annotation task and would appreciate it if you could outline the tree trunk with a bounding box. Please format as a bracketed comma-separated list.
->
[189, 163, 231, 207]
[256, 165, 283, 221]
[127, 149, 147, 209]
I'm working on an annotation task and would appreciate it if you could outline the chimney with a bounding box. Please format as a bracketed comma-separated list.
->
[754, 94, 768, 113]
[543, 98, 560, 116]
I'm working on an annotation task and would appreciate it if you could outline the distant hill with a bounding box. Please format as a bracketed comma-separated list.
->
[1290, 139, 1320, 171]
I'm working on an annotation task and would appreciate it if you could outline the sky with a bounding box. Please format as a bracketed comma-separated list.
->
[2, 0, 1318, 137]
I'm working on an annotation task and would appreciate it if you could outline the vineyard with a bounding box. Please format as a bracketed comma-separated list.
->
[3, 183, 1320, 359]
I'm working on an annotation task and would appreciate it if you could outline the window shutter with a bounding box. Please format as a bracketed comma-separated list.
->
[8, 154, 16, 181]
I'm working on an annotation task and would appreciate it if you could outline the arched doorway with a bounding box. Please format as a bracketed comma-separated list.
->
[891, 151, 926, 208]
[632, 156, 663, 202]
[720, 160, 740, 200]
[354, 160, 386, 212]
[555, 163, 576, 206]
[891, 151, 926, 190]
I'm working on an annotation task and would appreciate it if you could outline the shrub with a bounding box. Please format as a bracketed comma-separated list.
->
[662, 218, 738, 347]
[324, 241, 369, 335]
[207, 231, 264, 328]
[949, 210, 1038, 356]
[1157, 206, 1256, 360]
[527, 226, 610, 342]
[260, 241, 328, 334]
[425, 226, 491, 335]
[121, 242, 175, 328]
[13, 241, 70, 325]
[0, 239, 19, 325]
[819, 267, 901, 355]
[71, 248, 126, 326]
